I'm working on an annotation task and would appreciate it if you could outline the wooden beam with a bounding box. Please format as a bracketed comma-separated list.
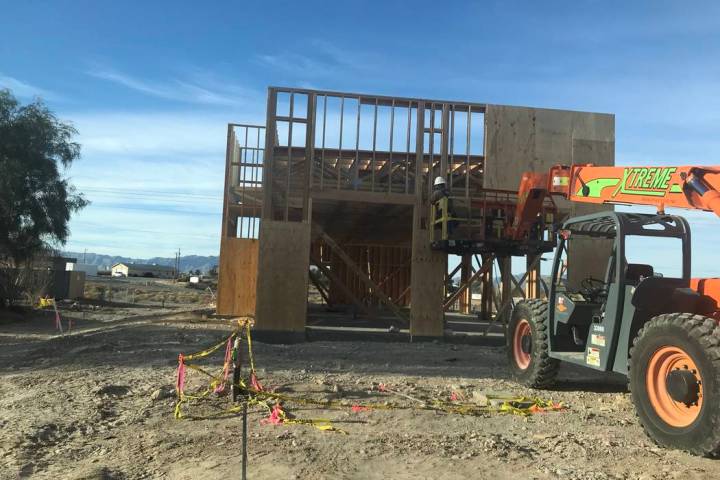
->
[443, 255, 494, 311]
[459, 254, 472, 314]
[316, 226, 408, 326]
[376, 259, 411, 290]
[483, 254, 544, 336]
[446, 262, 462, 283]
[308, 268, 331, 305]
[310, 189, 415, 205]
[310, 253, 373, 317]
[393, 285, 411, 305]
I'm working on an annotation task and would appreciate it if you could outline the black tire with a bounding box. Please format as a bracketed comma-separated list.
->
[506, 299, 560, 388]
[629, 313, 720, 456]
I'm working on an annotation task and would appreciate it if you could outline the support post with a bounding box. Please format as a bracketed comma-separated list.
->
[302, 93, 316, 222]
[525, 254, 540, 299]
[499, 256, 512, 307]
[409, 104, 446, 339]
[459, 254, 472, 314]
[410, 219, 445, 338]
[480, 254, 493, 321]
[261, 88, 278, 220]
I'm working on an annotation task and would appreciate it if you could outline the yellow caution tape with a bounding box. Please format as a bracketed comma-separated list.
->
[172, 322, 564, 430]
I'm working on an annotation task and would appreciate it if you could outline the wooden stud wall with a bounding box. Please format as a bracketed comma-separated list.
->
[326, 244, 411, 308]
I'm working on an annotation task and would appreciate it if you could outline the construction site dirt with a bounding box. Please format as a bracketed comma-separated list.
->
[0, 289, 716, 480]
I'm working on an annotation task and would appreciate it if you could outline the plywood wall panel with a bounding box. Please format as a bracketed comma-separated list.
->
[484, 105, 614, 191]
[217, 238, 259, 316]
[410, 226, 445, 337]
[255, 221, 311, 332]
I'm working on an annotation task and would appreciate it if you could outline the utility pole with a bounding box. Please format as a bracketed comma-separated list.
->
[83, 248, 87, 264]
[176, 248, 181, 279]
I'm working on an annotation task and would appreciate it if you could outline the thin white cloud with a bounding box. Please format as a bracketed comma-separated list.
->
[60, 108, 266, 256]
[69, 110, 264, 158]
[0, 73, 60, 100]
[255, 53, 332, 77]
[255, 39, 380, 79]
[86, 67, 257, 107]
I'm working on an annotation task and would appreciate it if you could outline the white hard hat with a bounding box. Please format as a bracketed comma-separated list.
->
[433, 176, 446, 186]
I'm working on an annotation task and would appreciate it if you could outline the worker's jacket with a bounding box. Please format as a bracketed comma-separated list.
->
[430, 187, 455, 218]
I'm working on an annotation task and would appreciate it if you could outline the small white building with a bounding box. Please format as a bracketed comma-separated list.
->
[111, 263, 175, 279]
[66, 262, 98, 276]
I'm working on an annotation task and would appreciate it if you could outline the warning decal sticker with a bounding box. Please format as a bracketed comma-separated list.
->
[586, 347, 601, 367]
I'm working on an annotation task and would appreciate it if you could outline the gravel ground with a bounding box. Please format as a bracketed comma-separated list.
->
[0, 302, 718, 480]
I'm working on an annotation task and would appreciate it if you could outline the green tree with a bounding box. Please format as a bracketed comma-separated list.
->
[0, 89, 87, 304]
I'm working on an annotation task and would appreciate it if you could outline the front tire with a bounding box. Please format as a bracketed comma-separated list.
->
[506, 299, 559, 388]
[629, 313, 720, 456]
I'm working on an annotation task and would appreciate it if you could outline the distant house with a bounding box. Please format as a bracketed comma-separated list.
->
[111, 263, 175, 278]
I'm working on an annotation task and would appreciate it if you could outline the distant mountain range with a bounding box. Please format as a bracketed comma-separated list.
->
[63, 251, 219, 273]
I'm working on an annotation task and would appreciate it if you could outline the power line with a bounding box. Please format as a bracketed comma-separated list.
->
[71, 221, 219, 240]
[81, 188, 222, 205]
[80, 186, 222, 200]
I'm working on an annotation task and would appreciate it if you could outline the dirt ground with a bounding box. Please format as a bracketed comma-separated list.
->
[1, 282, 718, 479]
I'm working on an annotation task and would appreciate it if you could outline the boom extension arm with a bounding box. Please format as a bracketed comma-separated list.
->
[509, 164, 720, 240]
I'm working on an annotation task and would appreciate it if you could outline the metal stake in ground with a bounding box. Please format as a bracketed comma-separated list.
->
[242, 402, 248, 480]
[231, 337, 242, 402]
[230, 335, 248, 479]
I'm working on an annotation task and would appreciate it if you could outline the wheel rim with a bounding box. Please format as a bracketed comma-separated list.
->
[646, 345, 703, 428]
[513, 319, 532, 370]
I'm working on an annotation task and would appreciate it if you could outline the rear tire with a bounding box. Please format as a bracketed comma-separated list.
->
[506, 299, 559, 388]
[629, 313, 720, 456]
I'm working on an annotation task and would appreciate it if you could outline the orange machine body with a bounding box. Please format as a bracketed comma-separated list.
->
[510, 163, 720, 318]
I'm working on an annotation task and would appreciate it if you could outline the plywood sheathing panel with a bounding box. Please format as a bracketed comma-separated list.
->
[484, 105, 615, 289]
[255, 220, 311, 331]
[483, 105, 614, 192]
[410, 226, 445, 337]
[217, 238, 259, 316]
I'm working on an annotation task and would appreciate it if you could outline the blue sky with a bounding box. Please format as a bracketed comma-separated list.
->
[2, 1, 720, 274]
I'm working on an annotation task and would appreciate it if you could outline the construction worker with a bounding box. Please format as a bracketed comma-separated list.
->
[431, 176, 449, 202]
[431, 176, 457, 235]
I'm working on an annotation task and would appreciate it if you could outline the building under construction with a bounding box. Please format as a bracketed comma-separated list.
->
[216, 87, 614, 341]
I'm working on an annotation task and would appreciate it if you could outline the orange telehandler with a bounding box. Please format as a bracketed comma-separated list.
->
[506, 164, 720, 455]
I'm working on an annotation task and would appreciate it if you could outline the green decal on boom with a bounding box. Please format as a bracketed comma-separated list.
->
[611, 167, 677, 197]
[576, 167, 680, 199]
[576, 178, 620, 198]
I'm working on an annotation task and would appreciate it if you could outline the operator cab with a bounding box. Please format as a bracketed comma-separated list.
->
[548, 212, 692, 373]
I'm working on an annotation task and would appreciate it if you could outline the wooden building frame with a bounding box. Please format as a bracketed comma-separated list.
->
[217, 87, 615, 341]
